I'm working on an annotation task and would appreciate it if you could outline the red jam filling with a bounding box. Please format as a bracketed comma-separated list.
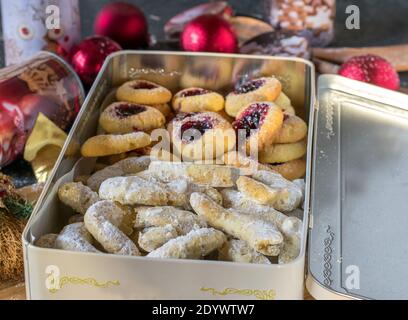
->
[132, 81, 157, 90]
[179, 88, 209, 98]
[180, 119, 213, 143]
[234, 79, 265, 94]
[114, 104, 146, 118]
[233, 103, 270, 137]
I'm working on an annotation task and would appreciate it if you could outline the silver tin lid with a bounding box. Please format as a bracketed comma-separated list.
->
[308, 75, 408, 300]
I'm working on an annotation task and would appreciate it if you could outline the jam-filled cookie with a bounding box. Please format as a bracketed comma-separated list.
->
[259, 139, 307, 164]
[269, 159, 306, 181]
[81, 132, 151, 157]
[116, 80, 172, 105]
[275, 114, 308, 144]
[168, 112, 236, 161]
[225, 77, 282, 117]
[172, 88, 224, 113]
[232, 102, 283, 154]
[99, 102, 166, 133]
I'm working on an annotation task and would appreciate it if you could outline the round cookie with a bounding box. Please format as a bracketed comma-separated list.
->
[168, 112, 236, 161]
[269, 159, 306, 181]
[275, 114, 308, 144]
[259, 139, 307, 163]
[81, 132, 151, 157]
[225, 77, 282, 117]
[150, 103, 173, 120]
[99, 102, 166, 133]
[116, 80, 172, 105]
[232, 102, 284, 154]
[172, 87, 224, 113]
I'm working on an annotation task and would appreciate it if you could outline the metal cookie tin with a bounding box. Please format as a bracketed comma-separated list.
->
[307, 75, 408, 300]
[23, 51, 315, 300]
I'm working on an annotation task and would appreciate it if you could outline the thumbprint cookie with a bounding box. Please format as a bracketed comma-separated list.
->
[172, 87, 224, 113]
[168, 112, 236, 161]
[99, 102, 166, 133]
[232, 102, 283, 154]
[275, 114, 308, 144]
[116, 80, 172, 105]
[225, 77, 282, 117]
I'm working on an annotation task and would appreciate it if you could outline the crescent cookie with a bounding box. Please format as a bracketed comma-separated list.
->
[136, 172, 223, 210]
[168, 112, 236, 161]
[81, 132, 151, 157]
[225, 77, 282, 117]
[275, 114, 308, 144]
[172, 88, 224, 113]
[259, 139, 307, 163]
[190, 193, 283, 256]
[232, 102, 284, 154]
[99, 176, 169, 206]
[84, 201, 140, 256]
[269, 159, 306, 181]
[251, 170, 303, 212]
[135, 206, 207, 235]
[220, 189, 302, 244]
[148, 161, 240, 188]
[55, 223, 100, 253]
[35, 234, 58, 249]
[147, 228, 227, 259]
[236, 176, 280, 206]
[279, 217, 302, 264]
[87, 156, 151, 191]
[58, 182, 100, 214]
[116, 80, 172, 105]
[138, 225, 179, 253]
[99, 102, 165, 133]
[218, 239, 271, 265]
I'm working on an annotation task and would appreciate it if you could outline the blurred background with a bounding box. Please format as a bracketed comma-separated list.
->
[0, 0, 408, 67]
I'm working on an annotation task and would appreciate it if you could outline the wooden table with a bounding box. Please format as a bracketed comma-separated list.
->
[0, 281, 314, 300]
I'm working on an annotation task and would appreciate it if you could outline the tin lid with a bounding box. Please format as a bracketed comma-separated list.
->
[308, 75, 408, 300]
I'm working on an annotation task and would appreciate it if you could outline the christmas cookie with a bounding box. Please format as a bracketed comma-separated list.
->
[225, 77, 282, 117]
[84, 201, 140, 256]
[172, 88, 224, 113]
[99, 102, 166, 133]
[116, 80, 172, 105]
[81, 132, 151, 157]
[232, 102, 284, 154]
[190, 192, 283, 256]
[168, 112, 236, 161]
[275, 114, 308, 144]
[269, 159, 306, 181]
[147, 228, 227, 259]
[259, 139, 307, 164]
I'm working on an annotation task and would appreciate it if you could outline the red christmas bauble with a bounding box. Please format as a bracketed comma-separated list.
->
[339, 54, 400, 90]
[94, 2, 149, 49]
[69, 36, 122, 87]
[181, 14, 237, 53]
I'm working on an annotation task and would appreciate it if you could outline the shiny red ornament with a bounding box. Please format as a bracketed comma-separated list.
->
[339, 54, 400, 90]
[94, 2, 149, 49]
[69, 36, 122, 87]
[181, 14, 238, 53]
